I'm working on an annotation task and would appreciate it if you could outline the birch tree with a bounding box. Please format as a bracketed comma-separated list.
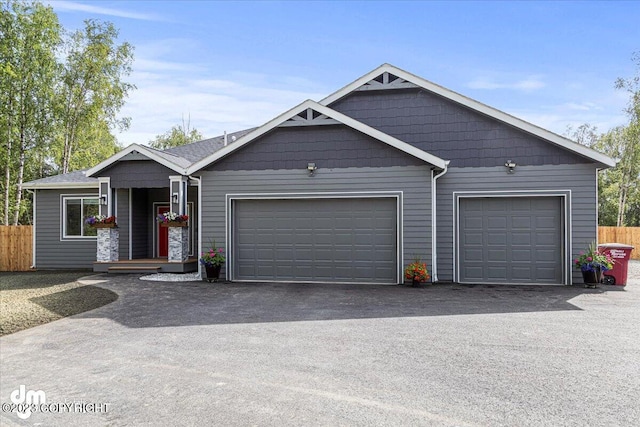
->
[55, 19, 134, 174]
[0, 1, 60, 225]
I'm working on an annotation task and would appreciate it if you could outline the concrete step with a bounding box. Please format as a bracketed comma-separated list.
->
[108, 266, 161, 274]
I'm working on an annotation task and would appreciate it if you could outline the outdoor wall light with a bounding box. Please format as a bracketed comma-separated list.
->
[99, 195, 107, 205]
[172, 192, 179, 204]
[504, 160, 517, 174]
[307, 162, 317, 176]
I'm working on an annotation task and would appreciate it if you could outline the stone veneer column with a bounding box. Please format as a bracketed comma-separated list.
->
[168, 226, 189, 262]
[96, 228, 119, 262]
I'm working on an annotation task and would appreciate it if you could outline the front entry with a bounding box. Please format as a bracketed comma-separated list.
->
[157, 205, 170, 257]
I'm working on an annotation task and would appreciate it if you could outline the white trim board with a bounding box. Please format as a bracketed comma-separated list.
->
[320, 64, 616, 168]
[186, 100, 447, 174]
[452, 191, 572, 286]
[225, 191, 404, 284]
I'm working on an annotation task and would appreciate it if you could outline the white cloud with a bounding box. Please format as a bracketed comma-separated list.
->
[117, 58, 328, 145]
[50, 1, 164, 21]
[467, 76, 546, 92]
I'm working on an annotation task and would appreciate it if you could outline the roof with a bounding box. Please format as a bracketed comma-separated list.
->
[186, 99, 449, 174]
[23, 170, 98, 189]
[26, 63, 615, 188]
[163, 128, 256, 163]
[321, 63, 616, 168]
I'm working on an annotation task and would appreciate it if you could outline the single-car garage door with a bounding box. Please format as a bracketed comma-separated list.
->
[233, 198, 397, 283]
[459, 197, 563, 284]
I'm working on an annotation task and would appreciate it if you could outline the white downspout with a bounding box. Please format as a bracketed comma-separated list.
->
[189, 175, 202, 279]
[431, 160, 450, 282]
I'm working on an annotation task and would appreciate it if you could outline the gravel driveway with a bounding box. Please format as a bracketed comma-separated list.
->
[1, 263, 639, 426]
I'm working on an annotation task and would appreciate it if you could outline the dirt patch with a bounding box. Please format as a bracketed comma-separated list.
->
[0, 271, 118, 336]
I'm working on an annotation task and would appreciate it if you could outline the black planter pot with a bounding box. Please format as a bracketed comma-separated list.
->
[581, 268, 602, 288]
[204, 264, 222, 283]
[411, 278, 422, 287]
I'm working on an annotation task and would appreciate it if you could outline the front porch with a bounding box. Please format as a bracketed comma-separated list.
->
[94, 258, 199, 274]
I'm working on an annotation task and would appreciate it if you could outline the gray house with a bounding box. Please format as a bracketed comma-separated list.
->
[23, 64, 615, 285]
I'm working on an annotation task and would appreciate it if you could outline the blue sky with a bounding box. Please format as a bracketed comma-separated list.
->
[49, 1, 639, 146]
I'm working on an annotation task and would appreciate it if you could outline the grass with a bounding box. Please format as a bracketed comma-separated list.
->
[0, 271, 118, 336]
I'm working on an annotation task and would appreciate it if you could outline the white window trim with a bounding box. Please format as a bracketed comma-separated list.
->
[60, 195, 100, 240]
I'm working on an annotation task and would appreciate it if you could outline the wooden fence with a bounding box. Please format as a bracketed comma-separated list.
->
[0, 226, 33, 271]
[599, 227, 640, 259]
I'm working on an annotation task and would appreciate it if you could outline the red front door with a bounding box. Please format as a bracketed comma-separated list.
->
[158, 206, 170, 257]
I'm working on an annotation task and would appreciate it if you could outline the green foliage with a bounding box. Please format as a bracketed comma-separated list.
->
[570, 52, 640, 226]
[55, 19, 134, 174]
[149, 117, 204, 150]
[1, 1, 134, 224]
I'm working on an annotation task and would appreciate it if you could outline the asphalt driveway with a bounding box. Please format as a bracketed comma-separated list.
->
[1, 266, 639, 426]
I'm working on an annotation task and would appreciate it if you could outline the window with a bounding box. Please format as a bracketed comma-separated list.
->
[63, 197, 99, 238]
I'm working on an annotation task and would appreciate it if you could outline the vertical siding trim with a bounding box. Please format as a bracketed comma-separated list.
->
[225, 191, 404, 284]
[452, 190, 572, 285]
[194, 176, 203, 278]
[128, 188, 132, 260]
[32, 190, 37, 268]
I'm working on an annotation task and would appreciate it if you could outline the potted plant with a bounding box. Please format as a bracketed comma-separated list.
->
[85, 215, 117, 228]
[156, 211, 189, 227]
[574, 241, 614, 288]
[404, 257, 430, 287]
[200, 242, 225, 282]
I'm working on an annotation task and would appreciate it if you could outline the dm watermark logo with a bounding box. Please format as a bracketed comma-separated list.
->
[10, 385, 46, 420]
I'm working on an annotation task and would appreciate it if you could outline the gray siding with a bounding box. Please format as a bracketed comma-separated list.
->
[116, 189, 130, 260]
[199, 165, 432, 282]
[435, 164, 598, 284]
[331, 89, 592, 168]
[209, 125, 424, 171]
[101, 161, 176, 188]
[131, 188, 148, 259]
[34, 189, 98, 269]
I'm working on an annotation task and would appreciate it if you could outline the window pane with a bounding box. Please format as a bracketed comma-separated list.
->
[66, 199, 81, 236]
[83, 199, 99, 236]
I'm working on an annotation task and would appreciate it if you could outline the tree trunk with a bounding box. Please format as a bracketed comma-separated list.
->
[3, 97, 12, 226]
[617, 184, 627, 227]
[13, 123, 25, 225]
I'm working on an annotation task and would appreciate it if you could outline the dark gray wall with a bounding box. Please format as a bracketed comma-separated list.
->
[331, 89, 592, 168]
[130, 188, 148, 259]
[101, 160, 176, 188]
[34, 188, 98, 269]
[209, 125, 424, 171]
[116, 189, 130, 260]
[199, 165, 432, 282]
[435, 163, 598, 284]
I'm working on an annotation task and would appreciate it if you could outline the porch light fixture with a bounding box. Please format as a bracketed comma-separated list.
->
[172, 192, 179, 204]
[99, 195, 107, 205]
[504, 160, 517, 174]
[307, 162, 317, 176]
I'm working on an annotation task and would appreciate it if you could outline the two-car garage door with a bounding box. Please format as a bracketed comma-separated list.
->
[232, 198, 398, 284]
[459, 197, 563, 284]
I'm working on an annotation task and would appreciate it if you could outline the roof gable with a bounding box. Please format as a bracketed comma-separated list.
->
[321, 64, 616, 167]
[86, 144, 190, 177]
[187, 100, 448, 174]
